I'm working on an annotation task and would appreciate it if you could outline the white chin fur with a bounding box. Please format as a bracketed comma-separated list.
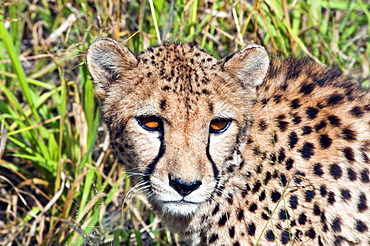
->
[160, 201, 200, 216]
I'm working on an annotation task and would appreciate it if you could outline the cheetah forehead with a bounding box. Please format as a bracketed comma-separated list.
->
[135, 43, 220, 96]
[138, 43, 217, 67]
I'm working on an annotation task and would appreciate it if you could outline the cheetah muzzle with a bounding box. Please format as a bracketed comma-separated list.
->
[87, 38, 370, 245]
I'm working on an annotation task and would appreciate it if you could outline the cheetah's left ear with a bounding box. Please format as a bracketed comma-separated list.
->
[86, 38, 138, 101]
[222, 44, 269, 87]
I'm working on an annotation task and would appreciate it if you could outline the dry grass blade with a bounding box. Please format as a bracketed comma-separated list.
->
[0, 121, 7, 159]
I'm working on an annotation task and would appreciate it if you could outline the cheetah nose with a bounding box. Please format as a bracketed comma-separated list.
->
[169, 176, 202, 196]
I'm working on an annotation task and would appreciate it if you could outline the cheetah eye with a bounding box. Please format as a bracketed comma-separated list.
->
[209, 118, 232, 134]
[137, 116, 163, 131]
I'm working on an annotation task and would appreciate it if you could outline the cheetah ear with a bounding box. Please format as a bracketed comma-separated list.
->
[86, 38, 138, 100]
[222, 44, 269, 87]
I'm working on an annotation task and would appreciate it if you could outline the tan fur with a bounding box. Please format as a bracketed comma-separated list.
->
[87, 38, 370, 245]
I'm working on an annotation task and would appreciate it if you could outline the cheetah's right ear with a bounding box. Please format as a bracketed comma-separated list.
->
[86, 38, 138, 100]
[222, 44, 269, 88]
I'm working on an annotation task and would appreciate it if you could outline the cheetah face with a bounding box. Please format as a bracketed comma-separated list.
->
[87, 39, 269, 216]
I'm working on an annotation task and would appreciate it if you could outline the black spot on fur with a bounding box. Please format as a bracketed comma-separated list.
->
[271, 190, 281, 203]
[281, 230, 291, 244]
[362, 152, 370, 163]
[227, 165, 236, 173]
[256, 164, 263, 173]
[314, 163, 324, 176]
[162, 85, 171, 91]
[328, 192, 336, 205]
[291, 220, 297, 227]
[299, 82, 316, 94]
[249, 203, 258, 212]
[320, 185, 328, 197]
[361, 169, 370, 183]
[277, 120, 289, 132]
[286, 158, 294, 170]
[200, 89, 209, 95]
[264, 171, 272, 184]
[279, 209, 290, 220]
[329, 163, 343, 179]
[358, 193, 368, 212]
[314, 78, 327, 87]
[208, 103, 214, 113]
[290, 195, 299, 209]
[319, 134, 332, 149]
[273, 94, 282, 103]
[348, 168, 357, 181]
[331, 217, 342, 232]
[209, 234, 219, 243]
[229, 226, 235, 238]
[327, 93, 344, 106]
[278, 149, 286, 163]
[356, 220, 368, 233]
[294, 229, 303, 241]
[302, 126, 312, 135]
[321, 212, 327, 225]
[294, 171, 305, 184]
[306, 107, 319, 119]
[305, 228, 316, 239]
[342, 128, 357, 141]
[261, 98, 269, 105]
[280, 82, 288, 91]
[265, 230, 275, 241]
[160, 99, 167, 110]
[292, 114, 302, 124]
[237, 209, 244, 221]
[247, 223, 256, 236]
[298, 213, 307, 225]
[252, 182, 261, 193]
[218, 213, 229, 226]
[328, 115, 341, 126]
[290, 98, 301, 109]
[305, 190, 316, 202]
[259, 190, 266, 201]
[258, 119, 268, 131]
[261, 212, 269, 220]
[350, 106, 364, 118]
[316, 102, 325, 108]
[343, 147, 355, 162]
[313, 204, 321, 215]
[299, 142, 315, 160]
[314, 121, 327, 131]
[288, 131, 298, 149]
[341, 189, 351, 200]
[212, 203, 220, 215]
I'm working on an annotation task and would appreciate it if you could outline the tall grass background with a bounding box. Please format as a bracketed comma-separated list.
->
[0, 0, 369, 245]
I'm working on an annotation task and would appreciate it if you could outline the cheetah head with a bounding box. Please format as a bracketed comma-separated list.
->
[87, 39, 269, 216]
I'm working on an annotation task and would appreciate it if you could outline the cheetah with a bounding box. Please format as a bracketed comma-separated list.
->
[87, 38, 370, 245]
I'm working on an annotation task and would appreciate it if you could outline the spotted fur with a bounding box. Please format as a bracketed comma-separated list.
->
[87, 38, 370, 245]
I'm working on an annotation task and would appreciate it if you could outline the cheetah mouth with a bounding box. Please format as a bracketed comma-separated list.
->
[161, 199, 201, 205]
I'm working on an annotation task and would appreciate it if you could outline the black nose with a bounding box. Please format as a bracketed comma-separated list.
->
[169, 176, 202, 196]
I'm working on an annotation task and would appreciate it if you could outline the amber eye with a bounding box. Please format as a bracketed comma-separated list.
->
[209, 118, 232, 134]
[137, 116, 163, 131]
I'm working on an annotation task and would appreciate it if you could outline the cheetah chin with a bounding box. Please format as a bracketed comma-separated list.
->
[157, 200, 201, 216]
[87, 38, 370, 245]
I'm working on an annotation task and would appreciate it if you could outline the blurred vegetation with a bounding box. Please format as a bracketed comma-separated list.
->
[0, 0, 369, 245]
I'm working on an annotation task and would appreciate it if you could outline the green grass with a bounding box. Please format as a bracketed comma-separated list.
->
[0, 0, 369, 245]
